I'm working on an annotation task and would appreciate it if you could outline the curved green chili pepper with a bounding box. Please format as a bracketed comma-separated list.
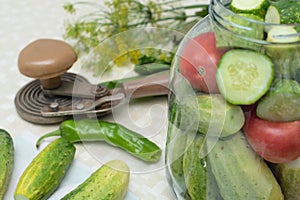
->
[36, 119, 162, 163]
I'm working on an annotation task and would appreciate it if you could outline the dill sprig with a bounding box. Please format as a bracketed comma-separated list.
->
[63, 0, 208, 75]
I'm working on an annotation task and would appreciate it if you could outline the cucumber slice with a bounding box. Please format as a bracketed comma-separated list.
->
[265, 5, 281, 24]
[267, 26, 299, 43]
[231, 0, 266, 11]
[257, 78, 300, 122]
[216, 49, 274, 105]
[230, 0, 269, 17]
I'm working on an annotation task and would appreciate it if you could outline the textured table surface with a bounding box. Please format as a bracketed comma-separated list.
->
[0, 0, 208, 199]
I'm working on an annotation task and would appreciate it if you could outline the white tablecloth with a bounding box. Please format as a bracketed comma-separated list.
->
[0, 0, 208, 199]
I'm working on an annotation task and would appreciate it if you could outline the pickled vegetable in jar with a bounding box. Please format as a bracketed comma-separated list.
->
[165, 0, 300, 199]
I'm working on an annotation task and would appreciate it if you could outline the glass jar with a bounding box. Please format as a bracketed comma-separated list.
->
[165, 0, 300, 199]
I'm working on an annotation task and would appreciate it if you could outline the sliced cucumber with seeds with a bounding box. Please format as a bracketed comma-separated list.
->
[216, 49, 274, 105]
[230, 0, 269, 17]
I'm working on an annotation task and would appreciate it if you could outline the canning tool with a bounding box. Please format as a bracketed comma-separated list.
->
[14, 39, 169, 124]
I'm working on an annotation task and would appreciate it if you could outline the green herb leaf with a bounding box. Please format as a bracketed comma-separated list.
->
[63, 0, 208, 75]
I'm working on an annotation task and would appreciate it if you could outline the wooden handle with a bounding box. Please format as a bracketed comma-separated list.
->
[122, 71, 169, 99]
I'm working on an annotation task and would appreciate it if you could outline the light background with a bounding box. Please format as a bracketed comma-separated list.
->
[0, 0, 209, 199]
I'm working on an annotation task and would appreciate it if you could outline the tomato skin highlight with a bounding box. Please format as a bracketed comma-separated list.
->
[243, 109, 300, 163]
[179, 32, 226, 93]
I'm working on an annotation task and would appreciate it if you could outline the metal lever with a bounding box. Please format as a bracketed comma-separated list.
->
[41, 71, 169, 117]
[41, 93, 125, 117]
[42, 80, 109, 99]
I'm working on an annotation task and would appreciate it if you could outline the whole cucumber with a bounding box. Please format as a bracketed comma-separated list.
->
[167, 100, 188, 192]
[183, 134, 222, 200]
[168, 128, 187, 191]
[61, 160, 130, 200]
[269, 157, 300, 200]
[208, 131, 284, 200]
[14, 138, 76, 200]
[0, 129, 14, 199]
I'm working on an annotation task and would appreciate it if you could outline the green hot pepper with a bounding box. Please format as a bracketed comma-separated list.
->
[36, 119, 162, 163]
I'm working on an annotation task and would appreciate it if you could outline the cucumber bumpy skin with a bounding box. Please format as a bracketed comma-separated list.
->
[61, 160, 130, 200]
[183, 135, 207, 200]
[183, 134, 222, 200]
[257, 78, 300, 122]
[177, 94, 245, 137]
[167, 99, 186, 187]
[269, 157, 300, 200]
[0, 129, 14, 199]
[208, 131, 284, 200]
[14, 138, 76, 200]
[265, 0, 300, 24]
[168, 128, 188, 191]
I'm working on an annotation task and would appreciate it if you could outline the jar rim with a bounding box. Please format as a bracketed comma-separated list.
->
[211, 0, 300, 26]
[209, 0, 300, 44]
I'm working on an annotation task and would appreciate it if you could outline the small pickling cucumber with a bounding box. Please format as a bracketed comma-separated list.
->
[269, 157, 300, 200]
[216, 49, 274, 105]
[167, 99, 186, 188]
[230, 0, 269, 17]
[208, 131, 284, 200]
[257, 78, 300, 122]
[0, 129, 14, 199]
[183, 134, 222, 200]
[14, 138, 76, 200]
[168, 127, 188, 191]
[61, 160, 130, 200]
[178, 94, 245, 137]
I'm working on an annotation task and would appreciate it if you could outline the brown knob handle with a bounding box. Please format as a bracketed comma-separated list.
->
[18, 39, 77, 89]
[122, 71, 169, 99]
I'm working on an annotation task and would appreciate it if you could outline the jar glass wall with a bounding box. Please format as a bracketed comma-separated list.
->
[165, 0, 300, 199]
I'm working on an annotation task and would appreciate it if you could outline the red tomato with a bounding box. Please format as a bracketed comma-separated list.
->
[179, 32, 226, 93]
[243, 109, 300, 163]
